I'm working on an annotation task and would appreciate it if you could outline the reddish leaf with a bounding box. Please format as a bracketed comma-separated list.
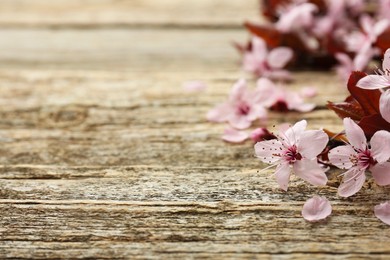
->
[244, 22, 308, 52]
[326, 100, 365, 121]
[376, 28, 390, 54]
[358, 114, 390, 138]
[347, 71, 381, 116]
[261, 0, 291, 20]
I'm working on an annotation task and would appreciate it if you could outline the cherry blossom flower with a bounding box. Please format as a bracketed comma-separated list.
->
[328, 118, 390, 197]
[356, 48, 390, 123]
[346, 15, 389, 53]
[243, 37, 293, 80]
[375, 201, 390, 225]
[276, 2, 318, 33]
[254, 120, 328, 191]
[207, 79, 267, 129]
[256, 78, 315, 112]
[222, 127, 249, 143]
[302, 196, 332, 222]
[335, 48, 378, 84]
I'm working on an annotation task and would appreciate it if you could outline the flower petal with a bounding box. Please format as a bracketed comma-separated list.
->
[356, 75, 390, 89]
[380, 89, 390, 123]
[370, 130, 390, 163]
[374, 19, 389, 38]
[251, 37, 267, 61]
[302, 196, 332, 222]
[267, 47, 293, 69]
[293, 159, 328, 186]
[374, 201, 390, 225]
[222, 127, 249, 143]
[338, 167, 366, 197]
[371, 162, 390, 186]
[283, 120, 307, 146]
[206, 103, 232, 122]
[343, 117, 367, 150]
[298, 130, 328, 160]
[275, 162, 291, 191]
[228, 114, 252, 129]
[254, 139, 284, 164]
[383, 48, 390, 72]
[229, 79, 247, 102]
[328, 145, 356, 169]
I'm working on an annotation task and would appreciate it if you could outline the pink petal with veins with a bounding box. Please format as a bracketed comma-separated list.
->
[328, 145, 356, 169]
[275, 163, 291, 191]
[283, 120, 307, 146]
[293, 159, 328, 186]
[371, 162, 390, 186]
[338, 167, 366, 197]
[343, 118, 367, 150]
[222, 127, 249, 143]
[254, 139, 283, 164]
[298, 130, 328, 160]
[357, 75, 390, 89]
[370, 130, 390, 163]
[380, 90, 390, 123]
[375, 202, 390, 225]
[383, 49, 390, 71]
[302, 196, 332, 222]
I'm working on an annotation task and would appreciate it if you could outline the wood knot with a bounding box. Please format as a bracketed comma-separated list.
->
[39, 106, 88, 128]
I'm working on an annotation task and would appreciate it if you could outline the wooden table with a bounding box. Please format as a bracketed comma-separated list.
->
[0, 1, 389, 259]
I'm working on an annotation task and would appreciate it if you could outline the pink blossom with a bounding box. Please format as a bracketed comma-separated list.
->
[222, 127, 249, 143]
[254, 120, 328, 191]
[379, 0, 390, 21]
[356, 48, 390, 123]
[302, 196, 332, 222]
[346, 15, 389, 53]
[256, 78, 315, 112]
[328, 118, 390, 197]
[243, 37, 293, 80]
[335, 48, 378, 84]
[207, 79, 267, 129]
[375, 201, 390, 225]
[276, 2, 318, 33]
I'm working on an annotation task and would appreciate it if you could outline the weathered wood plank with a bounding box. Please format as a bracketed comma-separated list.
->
[0, 0, 260, 28]
[0, 201, 390, 258]
[0, 28, 247, 71]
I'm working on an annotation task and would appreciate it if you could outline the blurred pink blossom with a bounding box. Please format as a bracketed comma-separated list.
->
[207, 79, 267, 129]
[243, 37, 293, 80]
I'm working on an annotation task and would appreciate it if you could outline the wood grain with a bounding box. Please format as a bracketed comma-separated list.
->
[0, 1, 389, 259]
[0, 0, 261, 28]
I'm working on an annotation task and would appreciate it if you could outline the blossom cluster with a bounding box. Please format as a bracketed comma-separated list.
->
[203, 0, 390, 225]
[207, 78, 316, 143]
[242, 0, 390, 83]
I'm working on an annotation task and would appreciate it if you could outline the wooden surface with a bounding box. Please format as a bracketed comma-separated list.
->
[0, 1, 389, 259]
